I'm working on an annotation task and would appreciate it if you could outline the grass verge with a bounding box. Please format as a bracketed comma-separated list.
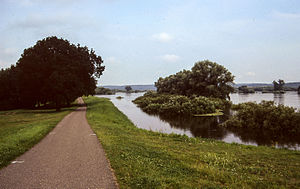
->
[84, 96, 300, 188]
[0, 105, 76, 168]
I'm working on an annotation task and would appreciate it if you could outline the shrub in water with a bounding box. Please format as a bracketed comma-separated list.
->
[223, 101, 300, 135]
[133, 91, 229, 116]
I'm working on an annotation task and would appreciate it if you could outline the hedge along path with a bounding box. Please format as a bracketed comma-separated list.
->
[0, 97, 118, 189]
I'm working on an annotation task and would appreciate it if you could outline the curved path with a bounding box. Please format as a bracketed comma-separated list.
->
[0, 98, 118, 189]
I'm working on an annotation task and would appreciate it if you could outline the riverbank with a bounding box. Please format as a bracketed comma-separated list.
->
[84, 96, 300, 188]
[0, 105, 76, 168]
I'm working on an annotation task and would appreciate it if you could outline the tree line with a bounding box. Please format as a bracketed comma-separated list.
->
[0, 36, 104, 111]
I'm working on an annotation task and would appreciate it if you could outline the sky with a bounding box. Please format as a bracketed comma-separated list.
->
[1, 0, 300, 85]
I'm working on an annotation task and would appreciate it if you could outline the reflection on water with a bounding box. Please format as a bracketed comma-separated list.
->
[97, 92, 300, 150]
[157, 113, 228, 140]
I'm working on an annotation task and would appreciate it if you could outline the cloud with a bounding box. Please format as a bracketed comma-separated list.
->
[106, 56, 119, 64]
[246, 72, 256, 76]
[11, 13, 74, 30]
[152, 32, 173, 42]
[3, 47, 17, 55]
[272, 11, 300, 19]
[161, 54, 180, 62]
[9, 11, 96, 32]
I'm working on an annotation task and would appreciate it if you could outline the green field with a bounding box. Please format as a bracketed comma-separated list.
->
[84, 96, 300, 188]
[0, 106, 76, 168]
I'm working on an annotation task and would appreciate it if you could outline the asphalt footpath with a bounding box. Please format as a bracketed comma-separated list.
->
[0, 97, 118, 189]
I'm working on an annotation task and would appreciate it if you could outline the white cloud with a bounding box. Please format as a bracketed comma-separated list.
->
[272, 11, 300, 19]
[11, 13, 72, 29]
[246, 72, 256, 76]
[106, 56, 119, 64]
[3, 48, 17, 55]
[152, 32, 173, 42]
[9, 12, 96, 32]
[161, 54, 180, 62]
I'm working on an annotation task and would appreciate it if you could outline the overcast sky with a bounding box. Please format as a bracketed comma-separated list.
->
[1, 0, 300, 85]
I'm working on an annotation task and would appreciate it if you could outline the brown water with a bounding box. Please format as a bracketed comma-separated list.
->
[97, 91, 300, 150]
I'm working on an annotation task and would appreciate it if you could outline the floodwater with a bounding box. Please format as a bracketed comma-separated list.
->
[96, 91, 300, 150]
[230, 92, 300, 110]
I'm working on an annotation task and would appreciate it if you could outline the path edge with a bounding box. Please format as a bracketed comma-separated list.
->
[81, 96, 120, 189]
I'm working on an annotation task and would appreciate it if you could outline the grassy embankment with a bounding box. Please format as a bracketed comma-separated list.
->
[0, 105, 76, 168]
[84, 96, 300, 188]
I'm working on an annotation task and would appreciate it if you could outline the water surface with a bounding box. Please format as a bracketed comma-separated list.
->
[230, 92, 300, 110]
[97, 92, 300, 150]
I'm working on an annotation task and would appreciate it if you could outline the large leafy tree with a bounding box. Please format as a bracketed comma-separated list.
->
[15, 36, 104, 110]
[155, 60, 234, 99]
[0, 66, 20, 110]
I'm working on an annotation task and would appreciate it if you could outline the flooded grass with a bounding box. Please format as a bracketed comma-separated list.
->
[0, 106, 76, 168]
[84, 96, 300, 188]
[193, 109, 224, 117]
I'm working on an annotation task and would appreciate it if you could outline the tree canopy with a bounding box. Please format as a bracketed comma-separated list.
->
[238, 86, 255, 94]
[125, 86, 132, 92]
[0, 36, 104, 110]
[273, 79, 285, 91]
[155, 60, 234, 99]
[0, 66, 19, 109]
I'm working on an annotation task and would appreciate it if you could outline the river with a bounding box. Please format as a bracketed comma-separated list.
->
[96, 91, 300, 150]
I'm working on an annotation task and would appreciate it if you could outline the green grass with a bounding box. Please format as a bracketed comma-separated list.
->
[84, 96, 300, 189]
[194, 109, 224, 117]
[0, 105, 76, 168]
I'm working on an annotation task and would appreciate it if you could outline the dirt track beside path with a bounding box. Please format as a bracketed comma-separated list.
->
[0, 97, 118, 189]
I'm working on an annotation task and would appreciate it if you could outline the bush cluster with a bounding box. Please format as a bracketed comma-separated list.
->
[155, 60, 234, 99]
[95, 87, 115, 95]
[133, 91, 230, 116]
[222, 101, 300, 134]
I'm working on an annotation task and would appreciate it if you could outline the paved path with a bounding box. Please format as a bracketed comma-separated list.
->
[0, 98, 118, 189]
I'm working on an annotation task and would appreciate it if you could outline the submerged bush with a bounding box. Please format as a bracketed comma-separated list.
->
[133, 91, 230, 116]
[222, 101, 300, 135]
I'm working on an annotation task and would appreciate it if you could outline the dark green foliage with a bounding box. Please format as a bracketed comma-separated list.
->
[95, 87, 115, 95]
[155, 60, 234, 99]
[0, 66, 20, 110]
[125, 85, 132, 92]
[223, 101, 300, 135]
[0, 36, 104, 110]
[133, 91, 230, 116]
[273, 79, 285, 91]
[238, 85, 255, 93]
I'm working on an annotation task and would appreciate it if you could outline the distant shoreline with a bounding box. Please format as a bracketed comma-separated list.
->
[100, 82, 300, 91]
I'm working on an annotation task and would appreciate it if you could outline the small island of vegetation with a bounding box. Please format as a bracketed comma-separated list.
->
[222, 101, 300, 138]
[95, 87, 116, 95]
[238, 85, 255, 93]
[133, 60, 300, 141]
[134, 60, 234, 116]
